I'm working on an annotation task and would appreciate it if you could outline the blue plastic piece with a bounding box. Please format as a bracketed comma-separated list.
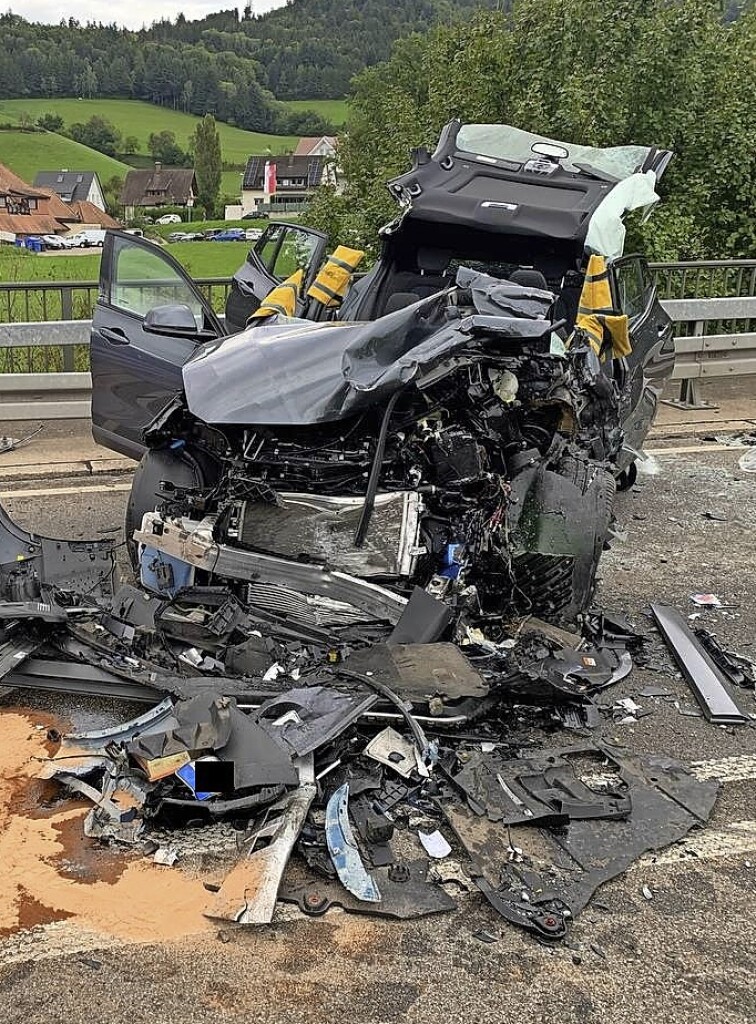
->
[326, 783, 381, 903]
[175, 760, 215, 801]
[439, 542, 466, 580]
[139, 546, 194, 597]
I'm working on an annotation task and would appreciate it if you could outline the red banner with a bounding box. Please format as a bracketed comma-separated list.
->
[264, 161, 277, 196]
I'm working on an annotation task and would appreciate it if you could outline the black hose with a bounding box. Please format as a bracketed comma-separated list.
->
[353, 390, 403, 548]
[331, 666, 431, 764]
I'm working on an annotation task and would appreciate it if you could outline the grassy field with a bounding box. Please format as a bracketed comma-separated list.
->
[0, 99, 300, 165]
[0, 129, 129, 183]
[279, 98, 349, 126]
[0, 240, 248, 284]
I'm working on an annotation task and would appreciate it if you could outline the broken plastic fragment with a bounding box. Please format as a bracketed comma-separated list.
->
[326, 783, 381, 903]
[154, 847, 179, 866]
[691, 594, 722, 608]
[364, 726, 429, 779]
[418, 830, 452, 859]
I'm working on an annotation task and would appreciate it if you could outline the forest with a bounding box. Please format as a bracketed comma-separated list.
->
[0, 0, 498, 131]
[305, 0, 755, 261]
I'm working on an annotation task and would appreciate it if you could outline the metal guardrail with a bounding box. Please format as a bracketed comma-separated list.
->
[662, 296, 756, 406]
[0, 295, 754, 419]
[0, 277, 232, 373]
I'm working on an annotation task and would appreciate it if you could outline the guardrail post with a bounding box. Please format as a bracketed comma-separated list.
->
[664, 319, 716, 411]
[60, 286, 75, 372]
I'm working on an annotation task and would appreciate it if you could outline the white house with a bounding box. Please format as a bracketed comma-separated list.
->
[33, 170, 107, 212]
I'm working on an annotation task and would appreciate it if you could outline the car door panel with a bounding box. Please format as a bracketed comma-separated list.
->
[225, 223, 328, 331]
[91, 232, 223, 459]
[610, 254, 675, 463]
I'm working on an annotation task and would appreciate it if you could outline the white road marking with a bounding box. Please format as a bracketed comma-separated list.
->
[645, 443, 745, 456]
[689, 754, 756, 783]
[638, 820, 756, 867]
[0, 483, 132, 499]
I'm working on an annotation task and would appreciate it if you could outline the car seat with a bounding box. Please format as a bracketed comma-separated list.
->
[383, 292, 423, 315]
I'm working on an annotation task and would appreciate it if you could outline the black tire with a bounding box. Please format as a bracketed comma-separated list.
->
[511, 455, 615, 622]
[124, 447, 217, 571]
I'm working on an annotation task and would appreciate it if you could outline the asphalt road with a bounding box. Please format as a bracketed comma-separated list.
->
[0, 444, 755, 1024]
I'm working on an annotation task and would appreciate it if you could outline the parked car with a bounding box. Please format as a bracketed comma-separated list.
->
[89, 122, 676, 622]
[156, 214, 182, 225]
[245, 228, 263, 242]
[242, 211, 268, 220]
[67, 229, 107, 248]
[40, 234, 74, 250]
[212, 228, 246, 242]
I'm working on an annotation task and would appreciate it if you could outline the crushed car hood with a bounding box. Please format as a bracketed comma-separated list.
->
[183, 272, 555, 426]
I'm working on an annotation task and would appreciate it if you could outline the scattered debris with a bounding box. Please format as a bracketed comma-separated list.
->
[738, 448, 756, 473]
[652, 605, 748, 724]
[0, 424, 43, 454]
[0, 490, 725, 945]
[418, 830, 452, 859]
[691, 594, 722, 608]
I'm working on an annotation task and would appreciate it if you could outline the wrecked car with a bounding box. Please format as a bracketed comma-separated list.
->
[89, 121, 676, 625]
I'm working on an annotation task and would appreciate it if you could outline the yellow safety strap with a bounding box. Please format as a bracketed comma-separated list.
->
[573, 254, 631, 360]
[307, 246, 365, 308]
[248, 269, 304, 321]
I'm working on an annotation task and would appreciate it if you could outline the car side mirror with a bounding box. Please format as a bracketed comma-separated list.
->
[143, 304, 199, 336]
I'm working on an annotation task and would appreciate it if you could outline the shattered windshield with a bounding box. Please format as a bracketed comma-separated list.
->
[456, 124, 652, 181]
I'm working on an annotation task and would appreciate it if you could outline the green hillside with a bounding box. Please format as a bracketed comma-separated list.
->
[279, 99, 349, 127]
[0, 128, 128, 184]
[0, 99, 299, 165]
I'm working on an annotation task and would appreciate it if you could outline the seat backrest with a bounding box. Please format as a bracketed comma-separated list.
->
[383, 292, 421, 315]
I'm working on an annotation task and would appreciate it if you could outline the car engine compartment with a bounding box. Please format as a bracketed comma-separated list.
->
[134, 270, 623, 630]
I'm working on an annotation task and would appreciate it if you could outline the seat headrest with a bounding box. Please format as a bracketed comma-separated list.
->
[416, 247, 451, 274]
[509, 267, 549, 290]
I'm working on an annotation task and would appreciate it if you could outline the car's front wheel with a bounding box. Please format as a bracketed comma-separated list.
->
[124, 446, 219, 571]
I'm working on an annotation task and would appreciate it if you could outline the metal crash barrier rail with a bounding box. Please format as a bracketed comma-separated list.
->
[0, 296, 754, 419]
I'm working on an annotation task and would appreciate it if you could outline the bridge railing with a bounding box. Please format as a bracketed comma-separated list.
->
[649, 259, 756, 302]
[0, 294, 754, 419]
[0, 277, 233, 373]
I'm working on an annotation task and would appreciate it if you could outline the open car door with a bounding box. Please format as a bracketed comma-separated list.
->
[609, 253, 675, 466]
[91, 231, 225, 459]
[224, 222, 328, 332]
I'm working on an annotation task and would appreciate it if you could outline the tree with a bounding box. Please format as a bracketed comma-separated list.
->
[73, 59, 98, 99]
[102, 174, 125, 218]
[37, 113, 64, 132]
[123, 135, 140, 154]
[181, 79, 194, 113]
[192, 113, 222, 218]
[148, 129, 190, 165]
[68, 115, 122, 157]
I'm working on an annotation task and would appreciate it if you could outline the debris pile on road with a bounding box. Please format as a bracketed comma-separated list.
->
[1, 498, 745, 942]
